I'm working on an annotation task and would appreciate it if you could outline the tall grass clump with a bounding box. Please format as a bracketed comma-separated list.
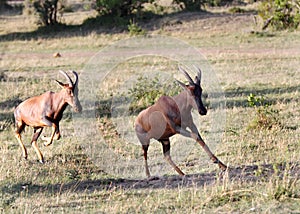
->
[267, 163, 300, 201]
[127, 20, 146, 36]
[247, 93, 281, 130]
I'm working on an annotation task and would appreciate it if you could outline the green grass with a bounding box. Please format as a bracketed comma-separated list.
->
[1, 4, 300, 213]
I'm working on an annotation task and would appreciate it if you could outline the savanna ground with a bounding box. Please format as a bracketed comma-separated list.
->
[0, 1, 300, 213]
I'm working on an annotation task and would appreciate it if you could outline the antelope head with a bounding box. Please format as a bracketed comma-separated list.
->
[56, 70, 82, 113]
[177, 66, 207, 115]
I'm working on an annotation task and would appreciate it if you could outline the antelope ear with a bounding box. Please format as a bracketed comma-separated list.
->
[194, 76, 200, 85]
[55, 80, 65, 88]
[176, 80, 188, 90]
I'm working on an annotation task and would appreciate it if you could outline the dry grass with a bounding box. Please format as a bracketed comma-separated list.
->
[0, 3, 300, 213]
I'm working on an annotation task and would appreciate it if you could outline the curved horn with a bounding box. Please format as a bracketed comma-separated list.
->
[71, 71, 78, 87]
[178, 66, 194, 85]
[193, 65, 202, 85]
[59, 70, 73, 86]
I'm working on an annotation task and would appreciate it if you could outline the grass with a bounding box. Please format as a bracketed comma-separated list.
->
[1, 2, 300, 213]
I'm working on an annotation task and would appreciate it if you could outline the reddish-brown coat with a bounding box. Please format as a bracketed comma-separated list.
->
[14, 71, 82, 163]
[134, 66, 227, 178]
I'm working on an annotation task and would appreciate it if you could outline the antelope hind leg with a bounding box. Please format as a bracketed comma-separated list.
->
[15, 122, 27, 160]
[16, 133, 27, 160]
[161, 140, 185, 176]
[31, 128, 44, 163]
[142, 144, 151, 178]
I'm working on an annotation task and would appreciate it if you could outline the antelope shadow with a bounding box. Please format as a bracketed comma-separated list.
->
[1, 162, 299, 198]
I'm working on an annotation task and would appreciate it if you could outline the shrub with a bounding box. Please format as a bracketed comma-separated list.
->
[95, 0, 154, 17]
[259, 0, 300, 30]
[229, 7, 246, 14]
[172, 0, 206, 11]
[0, 0, 8, 10]
[206, 0, 231, 7]
[247, 93, 281, 130]
[127, 19, 146, 36]
[173, 0, 231, 10]
[24, 0, 64, 26]
[127, 75, 181, 113]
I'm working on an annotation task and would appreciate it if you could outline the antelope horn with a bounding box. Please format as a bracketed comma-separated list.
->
[178, 65, 194, 85]
[71, 71, 78, 87]
[59, 70, 73, 87]
[193, 65, 202, 85]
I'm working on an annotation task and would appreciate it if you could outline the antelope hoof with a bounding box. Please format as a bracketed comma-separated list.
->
[42, 138, 52, 147]
[38, 159, 45, 164]
[54, 133, 61, 140]
[21, 156, 28, 162]
[218, 163, 228, 171]
[218, 166, 229, 178]
[44, 142, 52, 147]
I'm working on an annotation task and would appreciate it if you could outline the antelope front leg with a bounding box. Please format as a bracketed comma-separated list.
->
[177, 125, 227, 171]
[42, 125, 57, 146]
[39, 118, 58, 146]
[189, 124, 227, 170]
[42, 129, 60, 146]
[54, 123, 61, 140]
[196, 136, 227, 171]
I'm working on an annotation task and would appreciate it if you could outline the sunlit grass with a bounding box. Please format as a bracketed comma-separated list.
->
[0, 4, 300, 213]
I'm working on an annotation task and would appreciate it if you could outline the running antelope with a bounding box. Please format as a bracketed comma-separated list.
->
[134, 66, 227, 177]
[14, 70, 82, 163]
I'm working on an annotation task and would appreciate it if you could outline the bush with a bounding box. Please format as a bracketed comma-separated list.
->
[127, 19, 146, 36]
[229, 7, 246, 14]
[24, 0, 64, 26]
[127, 75, 181, 113]
[95, 0, 154, 17]
[173, 0, 231, 10]
[0, 0, 8, 10]
[259, 0, 300, 30]
[206, 0, 232, 7]
[247, 93, 281, 130]
[172, 0, 206, 11]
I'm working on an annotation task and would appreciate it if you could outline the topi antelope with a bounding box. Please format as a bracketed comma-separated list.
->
[134, 66, 227, 178]
[14, 70, 82, 163]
